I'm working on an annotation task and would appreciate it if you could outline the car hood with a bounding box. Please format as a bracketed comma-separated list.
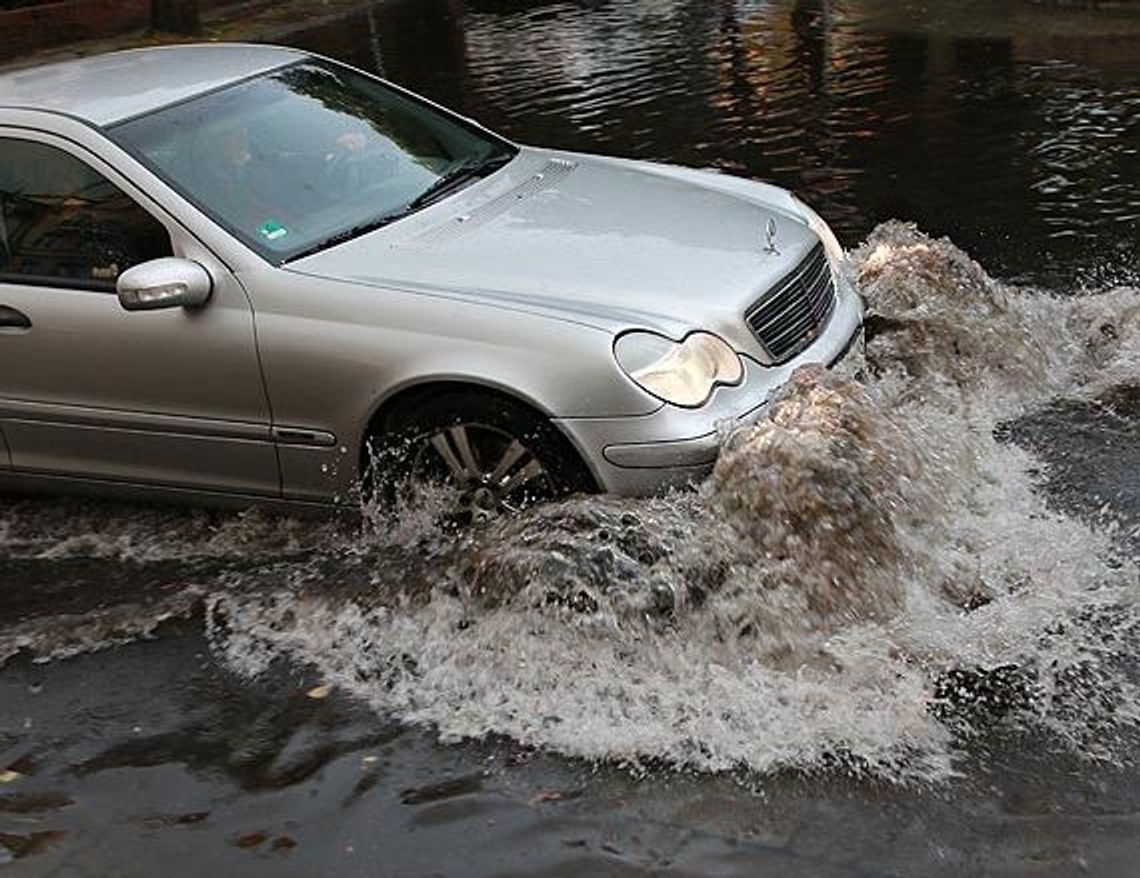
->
[288, 147, 819, 353]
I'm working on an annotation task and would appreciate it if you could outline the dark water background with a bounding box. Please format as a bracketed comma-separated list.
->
[3, 1, 1140, 875]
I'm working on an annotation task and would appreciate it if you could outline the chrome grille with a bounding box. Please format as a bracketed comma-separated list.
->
[746, 242, 836, 362]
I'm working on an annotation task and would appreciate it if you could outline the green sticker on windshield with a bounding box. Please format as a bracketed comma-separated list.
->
[259, 220, 288, 242]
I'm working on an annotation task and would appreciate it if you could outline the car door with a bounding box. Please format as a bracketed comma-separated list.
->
[0, 129, 280, 497]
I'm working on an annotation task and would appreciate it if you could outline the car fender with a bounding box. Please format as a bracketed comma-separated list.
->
[237, 267, 660, 498]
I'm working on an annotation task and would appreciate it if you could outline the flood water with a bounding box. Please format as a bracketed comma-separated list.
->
[3, 1, 1140, 875]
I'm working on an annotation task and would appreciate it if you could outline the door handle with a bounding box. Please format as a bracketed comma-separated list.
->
[0, 305, 30, 330]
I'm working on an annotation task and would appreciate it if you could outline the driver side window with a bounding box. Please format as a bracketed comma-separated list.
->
[0, 138, 172, 289]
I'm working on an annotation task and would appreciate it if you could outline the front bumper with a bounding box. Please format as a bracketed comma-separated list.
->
[555, 275, 864, 496]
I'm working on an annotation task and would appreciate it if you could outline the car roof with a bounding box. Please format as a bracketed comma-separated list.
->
[0, 43, 308, 127]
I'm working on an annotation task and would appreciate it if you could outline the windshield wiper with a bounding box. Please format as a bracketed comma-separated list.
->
[283, 152, 514, 264]
[405, 152, 515, 213]
[284, 210, 411, 263]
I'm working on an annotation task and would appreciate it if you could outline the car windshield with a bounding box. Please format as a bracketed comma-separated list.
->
[110, 61, 516, 263]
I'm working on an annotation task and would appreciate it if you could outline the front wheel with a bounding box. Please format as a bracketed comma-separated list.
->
[366, 392, 596, 523]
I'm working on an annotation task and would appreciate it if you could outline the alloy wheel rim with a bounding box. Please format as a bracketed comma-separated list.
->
[410, 422, 551, 520]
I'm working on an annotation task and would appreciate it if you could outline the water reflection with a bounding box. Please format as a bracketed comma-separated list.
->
[289, 0, 1139, 287]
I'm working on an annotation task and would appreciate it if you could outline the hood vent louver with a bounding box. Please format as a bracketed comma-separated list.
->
[405, 158, 577, 248]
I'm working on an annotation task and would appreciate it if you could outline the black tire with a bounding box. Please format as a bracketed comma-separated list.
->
[364, 390, 596, 521]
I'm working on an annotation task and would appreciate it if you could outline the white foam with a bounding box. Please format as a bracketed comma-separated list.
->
[208, 224, 1140, 783]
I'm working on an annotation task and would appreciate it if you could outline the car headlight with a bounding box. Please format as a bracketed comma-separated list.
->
[614, 331, 743, 407]
[793, 196, 845, 268]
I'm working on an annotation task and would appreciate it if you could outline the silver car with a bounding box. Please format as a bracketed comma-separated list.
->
[0, 44, 862, 515]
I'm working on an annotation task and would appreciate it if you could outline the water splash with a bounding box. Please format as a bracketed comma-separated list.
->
[4, 222, 1139, 784]
[203, 222, 1140, 783]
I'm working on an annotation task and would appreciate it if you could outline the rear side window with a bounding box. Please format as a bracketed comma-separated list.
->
[0, 138, 172, 289]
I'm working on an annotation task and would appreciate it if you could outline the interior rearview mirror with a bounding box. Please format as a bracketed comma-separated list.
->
[117, 257, 213, 312]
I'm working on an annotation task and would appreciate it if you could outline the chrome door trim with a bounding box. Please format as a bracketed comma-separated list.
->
[0, 398, 271, 442]
[271, 426, 337, 447]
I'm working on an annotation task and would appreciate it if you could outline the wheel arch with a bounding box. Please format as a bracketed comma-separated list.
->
[359, 377, 602, 492]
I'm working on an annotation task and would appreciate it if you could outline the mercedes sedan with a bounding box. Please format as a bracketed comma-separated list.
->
[0, 44, 862, 516]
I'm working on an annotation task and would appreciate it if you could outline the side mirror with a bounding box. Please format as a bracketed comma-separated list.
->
[117, 257, 213, 312]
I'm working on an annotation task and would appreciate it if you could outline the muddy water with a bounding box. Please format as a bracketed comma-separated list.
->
[4, 1, 1140, 875]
